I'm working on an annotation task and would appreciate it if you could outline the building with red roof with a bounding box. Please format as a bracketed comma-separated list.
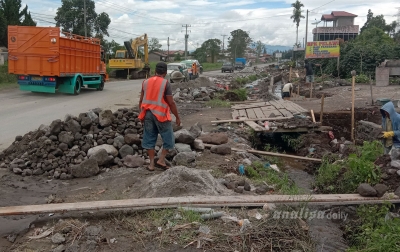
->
[313, 11, 359, 42]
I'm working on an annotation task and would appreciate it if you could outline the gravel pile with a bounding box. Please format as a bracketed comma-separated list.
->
[0, 109, 233, 180]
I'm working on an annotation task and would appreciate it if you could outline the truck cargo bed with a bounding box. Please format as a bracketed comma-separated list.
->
[8, 26, 103, 77]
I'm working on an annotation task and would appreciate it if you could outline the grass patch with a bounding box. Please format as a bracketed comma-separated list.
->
[205, 98, 231, 108]
[345, 203, 400, 252]
[201, 62, 223, 71]
[231, 88, 247, 101]
[248, 75, 258, 81]
[235, 77, 249, 85]
[245, 161, 300, 195]
[315, 141, 383, 193]
[0, 63, 17, 89]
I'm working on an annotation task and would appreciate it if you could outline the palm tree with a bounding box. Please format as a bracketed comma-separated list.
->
[290, 0, 305, 48]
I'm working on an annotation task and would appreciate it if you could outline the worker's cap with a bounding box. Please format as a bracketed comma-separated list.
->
[156, 62, 168, 74]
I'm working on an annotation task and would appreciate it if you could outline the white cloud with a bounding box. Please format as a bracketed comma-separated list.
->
[23, 0, 398, 51]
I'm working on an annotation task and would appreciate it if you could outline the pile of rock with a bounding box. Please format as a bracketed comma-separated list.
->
[173, 86, 220, 103]
[0, 108, 234, 180]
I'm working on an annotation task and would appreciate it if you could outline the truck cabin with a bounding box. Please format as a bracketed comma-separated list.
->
[115, 50, 126, 59]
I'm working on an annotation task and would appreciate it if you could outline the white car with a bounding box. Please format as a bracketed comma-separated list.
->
[166, 63, 188, 83]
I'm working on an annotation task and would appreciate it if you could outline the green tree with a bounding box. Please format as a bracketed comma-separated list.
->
[174, 53, 182, 61]
[148, 38, 162, 52]
[0, 0, 36, 47]
[201, 38, 221, 63]
[192, 47, 207, 63]
[227, 29, 252, 59]
[55, 0, 110, 37]
[290, 0, 305, 47]
[255, 40, 265, 63]
[263, 47, 267, 55]
[360, 9, 397, 36]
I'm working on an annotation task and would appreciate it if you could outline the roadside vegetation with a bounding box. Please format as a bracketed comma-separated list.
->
[0, 63, 17, 90]
[314, 141, 383, 193]
[345, 203, 400, 251]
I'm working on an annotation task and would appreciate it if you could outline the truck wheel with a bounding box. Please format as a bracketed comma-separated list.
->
[97, 77, 105, 91]
[74, 78, 81, 95]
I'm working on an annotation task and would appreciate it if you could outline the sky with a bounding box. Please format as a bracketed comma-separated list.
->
[22, 0, 399, 52]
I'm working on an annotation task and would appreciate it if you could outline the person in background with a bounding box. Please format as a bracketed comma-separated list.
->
[304, 59, 320, 85]
[188, 66, 193, 80]
[380, 101, 400, 154]
[282, 82, 293, 99]
[138, 62, 181, 171]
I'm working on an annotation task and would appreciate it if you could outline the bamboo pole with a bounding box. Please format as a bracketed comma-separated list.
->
[351, 70, 356, 142]
[320, 94, 325, 123]
[310, 82, 313, 99]
[310, 110, 316, 123]
[203, 144, 322, 162]
[369, 75, 374, 105]
[289, 66, 292, 82]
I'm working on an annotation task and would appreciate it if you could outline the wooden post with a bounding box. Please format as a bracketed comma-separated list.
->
[297, 84, 300, 96]
[337, 57, 340, 77]
[310, 82, 313, 99]
[311, 110, 316, 123]
[289, 66, 292, 82]
[351, 70, 356, 142]
[369, 75, 374, 105]
[320, 94, 325, 124]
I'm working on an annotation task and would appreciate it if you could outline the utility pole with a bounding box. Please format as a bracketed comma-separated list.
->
[167, 37, 170, 62]
[182, 24, 191, 60]
[221, 34, 227, 53]
[304, 9, 308, 59]
[84, 0, 87, 37]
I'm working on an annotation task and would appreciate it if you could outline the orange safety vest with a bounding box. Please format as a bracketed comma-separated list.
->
[192, 63, 197, 75]
[138, 76, 171, 122]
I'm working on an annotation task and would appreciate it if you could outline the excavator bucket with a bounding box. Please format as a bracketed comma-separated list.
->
[124, 41, 135, 59]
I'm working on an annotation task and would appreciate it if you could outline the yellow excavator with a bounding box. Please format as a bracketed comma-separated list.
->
[108, 34, 150, 79]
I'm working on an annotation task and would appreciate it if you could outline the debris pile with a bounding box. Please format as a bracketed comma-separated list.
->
[173, 86, 220, 103]
[0, 108, 237, 180]
[140, 166, 229, 198]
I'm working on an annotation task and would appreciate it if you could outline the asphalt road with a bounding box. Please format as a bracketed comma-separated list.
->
[0, 64, 274, 151]
[0, 69, 227, 151]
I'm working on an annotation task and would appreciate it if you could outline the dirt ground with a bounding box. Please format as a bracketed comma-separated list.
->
[1, 77, 397, 251]
[294, 84, 400, 112]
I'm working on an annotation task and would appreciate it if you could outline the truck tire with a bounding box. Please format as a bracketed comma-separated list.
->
[97, 77, 105, 91]
[74, 77, 81, 95]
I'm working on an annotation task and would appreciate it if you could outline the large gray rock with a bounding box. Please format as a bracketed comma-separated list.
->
[88, 145, 118, 157]
[193, 139, 205, 150]
[119, 145, 134, 158]
[80, 117, 92, 129]
[113, 136, 125, 149]
[174, 129, 195, 144]
[374, 184, 389, 197]
[87, 110, 99, 122]
[58, 131, 75, 147]
[124, 134, 141, 145]
[189, 123, 202, 138]
[357, 183, 377, 197]
[199, 133, 228, 145]
[99, 110, 114, 127]
[123, 155, 144, 168]
[173, 152, 196, 166]
[64, 119, 81, 134]
[157, 147, 178, 159]
[210, 144, 231, 155]
[49, 119, 63, 135]
[175, 143, 192, 153]
[71, 159, 99, 178]
[89, 149, 113, 166]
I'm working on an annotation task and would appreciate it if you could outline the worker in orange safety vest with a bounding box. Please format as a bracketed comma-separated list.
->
[192, 62, 197, 77]
[138, 62, 181, 171]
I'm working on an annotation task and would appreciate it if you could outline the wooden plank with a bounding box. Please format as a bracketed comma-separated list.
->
[280, 100, 303, 114]
[244, 121, 265, 131]
[238, 109, 247, 118]
[270, 99, 285, 109]
[211, 116, 293, 124]
[311, 110, 316, 123]
[278, 108, 293, 117]
[231, 102, 267, 109]
[1, 194, 398, 216]
[232, 110, 239, 119]
[246, 108, 257, 119]
[289, 102, 308, 113]
[253, 107, 265, 119]
[260, 108, 283, 118]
